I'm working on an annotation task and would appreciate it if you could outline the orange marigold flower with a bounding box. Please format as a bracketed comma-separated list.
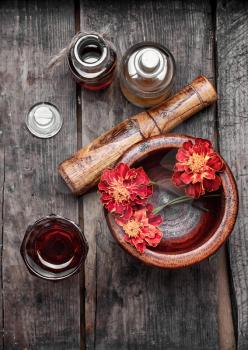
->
[98, 163, 153, 220]
[115, 204, 163, 253]
[172, 138, 224, 198]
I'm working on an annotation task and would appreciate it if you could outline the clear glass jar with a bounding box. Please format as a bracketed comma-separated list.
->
[120, 42, 176, 107]
[67, 33, 117, 91]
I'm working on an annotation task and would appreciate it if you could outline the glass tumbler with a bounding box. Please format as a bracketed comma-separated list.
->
[20, 214, 88, 281]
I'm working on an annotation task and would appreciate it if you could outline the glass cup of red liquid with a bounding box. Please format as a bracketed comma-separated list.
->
[20, 214, 88, 280]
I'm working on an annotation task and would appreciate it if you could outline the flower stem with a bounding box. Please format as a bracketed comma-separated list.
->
[152, 194, 220, 215]
[150, 180, 157, 186]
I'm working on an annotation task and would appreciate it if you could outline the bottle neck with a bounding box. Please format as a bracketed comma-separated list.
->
[71, 34, 109, 77]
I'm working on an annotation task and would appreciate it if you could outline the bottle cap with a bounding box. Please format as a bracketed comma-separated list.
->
[26, 103, 63, 138]
[135, 48, 165, 79]
[139, 49, 160, 73]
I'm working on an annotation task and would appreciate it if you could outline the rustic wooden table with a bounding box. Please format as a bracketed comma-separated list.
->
[0, 0, 247, 349]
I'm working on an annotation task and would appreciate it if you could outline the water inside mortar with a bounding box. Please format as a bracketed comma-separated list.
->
[133, 149, 225, 254]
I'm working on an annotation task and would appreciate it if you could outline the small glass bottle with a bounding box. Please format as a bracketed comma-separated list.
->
[67, 33, 117, 91]
[120, 42, 176, 107]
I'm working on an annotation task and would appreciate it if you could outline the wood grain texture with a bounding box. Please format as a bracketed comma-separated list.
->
[0, 1, 80, 349]
[0, 99, 4, 348]
[80, 1, 219, 349]
[217, 247, 236, 350]
[216, 1, 248, 348]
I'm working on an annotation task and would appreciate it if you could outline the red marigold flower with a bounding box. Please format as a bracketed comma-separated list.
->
[115, 204, 163, 254]
[172, 138, 224, 198]
[98, 163, 153, 219]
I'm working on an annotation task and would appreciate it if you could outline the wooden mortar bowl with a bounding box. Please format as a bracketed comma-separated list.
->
[106, 135, 238, 268]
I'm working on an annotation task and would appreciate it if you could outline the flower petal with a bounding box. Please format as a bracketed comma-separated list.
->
[116, 163, 129, 178]
[185, 183, 205, 198]
[135, 242, 146, 253]
[133, 208, 147, 222]
[180, 172, 193, 185]
[207, 154, 224, 172]
[172, 171, 184, 186]
[202, 167, 216, 180]
[176, 148, 190, 162]
[145, 234, 162, 247]
[203, 176, 222, 192]
[183, 140, 193, 151]
[148, 213, 163, 226]
[175, 163, 187, 172]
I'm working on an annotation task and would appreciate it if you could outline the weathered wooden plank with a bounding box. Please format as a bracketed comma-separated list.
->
[0, 1, 80, 349]
[80, 1, 219, 349]
[217, 248, 236, 350]
[217, 1, 248, 348]
[0, 102, 4, 349]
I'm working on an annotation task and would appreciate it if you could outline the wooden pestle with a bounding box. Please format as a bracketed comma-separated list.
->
[59, 75, 217, 195]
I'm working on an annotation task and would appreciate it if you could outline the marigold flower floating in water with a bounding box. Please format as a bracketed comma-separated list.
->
[115, 204, 163, 254]
[172, 138, 224, 198]
[98, 163, 152, 220]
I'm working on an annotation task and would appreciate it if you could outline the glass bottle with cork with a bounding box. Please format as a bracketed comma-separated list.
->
[120, 42, 176, 107]
[67, 33, 117, 91]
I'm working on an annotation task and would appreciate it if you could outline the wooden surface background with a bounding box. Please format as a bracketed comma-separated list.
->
[0, 0, 247, 349]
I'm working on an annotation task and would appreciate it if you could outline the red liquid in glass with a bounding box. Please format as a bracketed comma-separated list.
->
[21, 216, 88, 280]
[36, 228, 77, 268]
[82, 78, 113, 91]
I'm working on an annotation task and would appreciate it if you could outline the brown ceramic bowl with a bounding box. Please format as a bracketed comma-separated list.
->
[106, 135, 238, 268]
